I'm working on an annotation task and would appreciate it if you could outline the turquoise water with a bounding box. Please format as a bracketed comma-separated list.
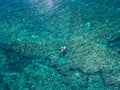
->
[0, 0, 120, 90]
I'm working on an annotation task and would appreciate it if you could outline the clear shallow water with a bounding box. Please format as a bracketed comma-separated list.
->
[0, 0, 120, 90]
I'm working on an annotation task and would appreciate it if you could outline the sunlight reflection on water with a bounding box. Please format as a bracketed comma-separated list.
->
[28, 0, 62, 14]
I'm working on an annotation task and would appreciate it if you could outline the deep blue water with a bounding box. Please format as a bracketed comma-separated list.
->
[0, 0, 120, 90]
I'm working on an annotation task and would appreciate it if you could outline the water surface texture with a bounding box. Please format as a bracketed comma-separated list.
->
[0, 0, 120, 90]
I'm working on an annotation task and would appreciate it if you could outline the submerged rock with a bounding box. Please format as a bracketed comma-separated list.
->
[107, 36, 120, 53]
[0, 38, 61, 59]
[67, 36, 120, 74]
[107, 37, 120, 47]
[23, 63, 70, 90]
[101, 66, 120, 86]
[88, 75, 107, 90]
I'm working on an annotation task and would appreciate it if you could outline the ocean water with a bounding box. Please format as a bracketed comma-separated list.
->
[0, 0, 120, 90]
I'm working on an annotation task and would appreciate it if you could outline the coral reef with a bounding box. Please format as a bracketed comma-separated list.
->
[0, 0, 120, 90]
